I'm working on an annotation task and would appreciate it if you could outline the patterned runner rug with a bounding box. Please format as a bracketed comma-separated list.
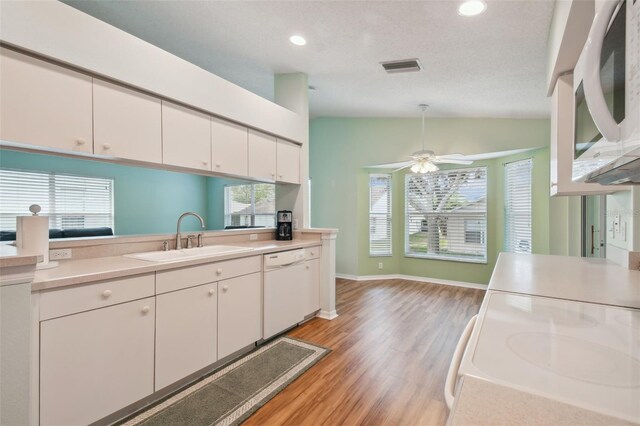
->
[122, 337, 330, 426]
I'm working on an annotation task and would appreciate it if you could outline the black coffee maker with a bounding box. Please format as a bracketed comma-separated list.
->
[276, 210, 293, 241]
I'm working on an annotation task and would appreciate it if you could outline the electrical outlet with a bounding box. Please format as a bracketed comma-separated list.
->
[50, 248, 72, 260]
[249, 234, 258, 241]
[378, 262, 383, 270]
[293, 218, 299, 229]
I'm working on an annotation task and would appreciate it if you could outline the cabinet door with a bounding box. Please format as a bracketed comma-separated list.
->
[162, 101, 211, 171]
[0, 48, 93, 153]
[40, 297, 155, 426]
[248, 129, 277, 181]
[303, 259, 321, 316]
[211, 117, 248, 176]
[93, 79, 162, 163]
[218, 273, 261, 359]
[156, 283, 217, 390]
[276, 140, 301, 184]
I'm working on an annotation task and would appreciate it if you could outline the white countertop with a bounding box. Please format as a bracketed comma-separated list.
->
[0, 244, 42, 268]
[489, 253, 640, 309]
[448, 376, 635, 426]
[32, 239, 321, 292]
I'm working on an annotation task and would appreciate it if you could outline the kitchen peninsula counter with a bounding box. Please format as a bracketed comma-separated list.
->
[32, 239, 322, 292]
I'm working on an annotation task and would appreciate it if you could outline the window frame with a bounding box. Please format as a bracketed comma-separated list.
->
[0, 168, 115, 232]
[223, 183, 276, 228]
[404, 166, 488, 264]
[368, 173, 392, 257]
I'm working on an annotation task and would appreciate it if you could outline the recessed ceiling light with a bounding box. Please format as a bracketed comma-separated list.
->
[458, 0, 487, 16]
[289, 35, 306, 46]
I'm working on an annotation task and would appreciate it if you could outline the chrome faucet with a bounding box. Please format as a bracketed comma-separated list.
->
[176, 212, 205, 250]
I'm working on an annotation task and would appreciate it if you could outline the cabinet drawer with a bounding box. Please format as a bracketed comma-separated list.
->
[156, 255, 261, 294]
[305, 246, 321, 260]
[40, 274, 155, 320]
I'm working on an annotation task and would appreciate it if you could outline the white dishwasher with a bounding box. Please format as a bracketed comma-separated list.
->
[263, 249, 306, 340]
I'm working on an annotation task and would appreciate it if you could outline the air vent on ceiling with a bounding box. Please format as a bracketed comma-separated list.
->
[380, 58, 422, 74]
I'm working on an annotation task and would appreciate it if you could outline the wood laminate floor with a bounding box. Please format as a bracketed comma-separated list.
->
[244, 278, 485, 426]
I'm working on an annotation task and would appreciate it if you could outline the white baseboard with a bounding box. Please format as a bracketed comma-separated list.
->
[335, 273, 486, 290]
[316, 310, 339, 320]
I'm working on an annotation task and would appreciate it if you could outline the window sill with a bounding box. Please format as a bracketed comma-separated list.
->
[404, 253, 488, 265]
[369, 254, 393, 258]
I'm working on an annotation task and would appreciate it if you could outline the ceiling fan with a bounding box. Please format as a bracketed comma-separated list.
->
[373, 104, 474, 173]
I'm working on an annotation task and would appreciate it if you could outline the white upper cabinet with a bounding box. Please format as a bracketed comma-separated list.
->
[0, 48, 93, 154]
[211, 117, 248, 176]
[276, 139, 301, 184]
[550, 74, 616, 196]
[248, 129, 277, 181]
[93, 79, 162, 163]
[162, 101, 211, 171]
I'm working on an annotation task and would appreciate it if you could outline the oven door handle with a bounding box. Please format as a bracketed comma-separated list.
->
[583, 0, 623, 143]
[444, 314, 478, 410]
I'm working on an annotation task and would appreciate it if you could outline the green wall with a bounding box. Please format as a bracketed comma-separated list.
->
[0, 149, 220, 235]
[309, 117, 551, 283]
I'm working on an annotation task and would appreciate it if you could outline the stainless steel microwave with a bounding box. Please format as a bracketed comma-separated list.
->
[573, 0, 640, 184]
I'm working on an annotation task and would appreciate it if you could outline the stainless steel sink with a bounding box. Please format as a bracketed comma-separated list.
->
[125, 245, 253, 262]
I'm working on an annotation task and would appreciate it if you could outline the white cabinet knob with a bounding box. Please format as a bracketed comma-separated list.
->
[271, 173, 275, 178]
[208, 289, 215, 296]
[76, 138, 86, 146]
[215, 163, 221, 168]
[306, 264, 310, 269]
[222, 285, 229, 292]
[102, 289, 112, 298]
[216, 268, 223, 275]
[103, 143, 111, 150]
[203, 161, 209, 166]
[278, 174, 283, 178]
[141, 306, 150, 314]
[310, 251, 315, 256]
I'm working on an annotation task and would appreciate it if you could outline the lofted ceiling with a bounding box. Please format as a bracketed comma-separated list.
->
[63, 0, 555, 119]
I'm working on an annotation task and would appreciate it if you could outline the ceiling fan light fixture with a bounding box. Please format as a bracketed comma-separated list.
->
[411, 159, 439, 174]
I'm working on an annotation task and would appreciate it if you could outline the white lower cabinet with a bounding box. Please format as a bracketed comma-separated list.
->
[155, 283, 218, 391]
[217, 272, 262, 359]
[40, 297, 155, 426]
[303, 259, 321, 316]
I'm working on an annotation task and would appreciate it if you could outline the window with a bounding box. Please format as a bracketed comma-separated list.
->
[504, 159, 532, 253]
[405, 167, 487, 263]
[369, 174, 392, 256]
[0, 169, 114, 231]
[224, 183, 275, 227]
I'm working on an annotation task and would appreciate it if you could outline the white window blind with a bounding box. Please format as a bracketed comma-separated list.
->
[504, 159, 532, 253]
[369, 174, 392, 256]
[405, 167, 487, 263]
[0, 169, 114, 231]
[224, 183, 275, 228]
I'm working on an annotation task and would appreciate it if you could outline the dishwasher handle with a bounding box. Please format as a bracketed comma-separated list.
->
[444, 314, 477, 410]
[264, 259, 305, 270]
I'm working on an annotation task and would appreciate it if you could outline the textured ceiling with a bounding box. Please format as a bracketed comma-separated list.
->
[63, 0, 555, 119]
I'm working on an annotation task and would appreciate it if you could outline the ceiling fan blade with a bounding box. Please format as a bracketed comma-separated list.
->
[436, 153, 467, 159]
[393, 162, 416, 172]
[367, 160, 413, 169]
[432, 158, 473, 165]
